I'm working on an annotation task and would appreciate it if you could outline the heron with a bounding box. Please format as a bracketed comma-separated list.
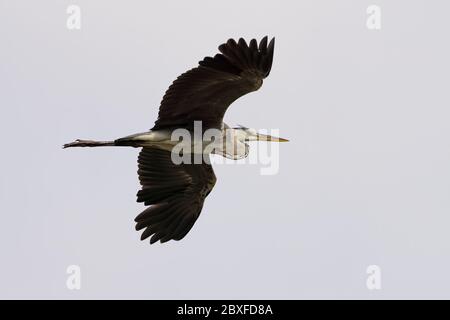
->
[64, 36, 288, 244]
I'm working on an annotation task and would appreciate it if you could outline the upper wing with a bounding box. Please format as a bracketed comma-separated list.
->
[152, 36, 275, 131]
[134, 147, 216, 244]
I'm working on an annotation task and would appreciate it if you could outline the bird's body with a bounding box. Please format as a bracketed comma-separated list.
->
[67, 124, 252, 159]
[64, 36, 288, 244]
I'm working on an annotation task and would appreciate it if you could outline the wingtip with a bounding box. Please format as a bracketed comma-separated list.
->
[223, 36, 274, 49]
[262, 35, 275, 46]
[237, 38, 248, 50]
[150, 233, 162, 244]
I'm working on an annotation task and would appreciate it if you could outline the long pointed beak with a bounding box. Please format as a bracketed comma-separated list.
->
[256, 134, 289, 142]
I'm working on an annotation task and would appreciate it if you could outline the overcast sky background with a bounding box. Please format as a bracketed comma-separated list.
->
[1, 0, 450, 299]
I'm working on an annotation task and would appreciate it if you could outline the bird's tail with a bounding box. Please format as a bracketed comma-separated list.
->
[63, 139, 115, 148]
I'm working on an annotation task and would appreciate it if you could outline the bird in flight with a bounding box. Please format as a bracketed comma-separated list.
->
[64, 36, 288, 244]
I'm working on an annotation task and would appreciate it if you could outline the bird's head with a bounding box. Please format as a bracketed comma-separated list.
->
[233, 125, 289, 142]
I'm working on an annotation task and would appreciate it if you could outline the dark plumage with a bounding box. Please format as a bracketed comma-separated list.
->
[152, 36, 275, 131]
[135, 148, 216, 244]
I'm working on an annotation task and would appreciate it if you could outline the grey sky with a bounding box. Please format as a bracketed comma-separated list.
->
[1, 0, 449, 299]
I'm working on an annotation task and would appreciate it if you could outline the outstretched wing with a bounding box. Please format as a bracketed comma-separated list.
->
[134, 147, 216, 244]
[152, 36, 275, 131]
